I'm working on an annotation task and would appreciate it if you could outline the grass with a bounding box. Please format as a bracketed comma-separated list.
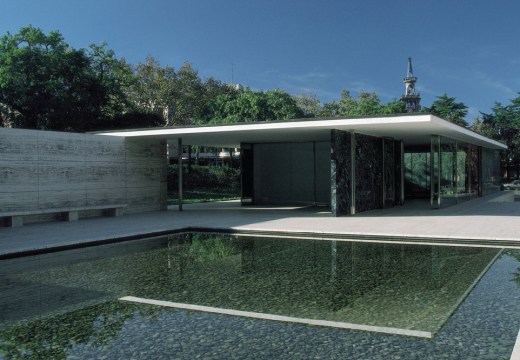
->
[168, 188, 240, 205]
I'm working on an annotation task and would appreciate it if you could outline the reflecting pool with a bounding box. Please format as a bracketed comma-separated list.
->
[1, 233, 519, 359]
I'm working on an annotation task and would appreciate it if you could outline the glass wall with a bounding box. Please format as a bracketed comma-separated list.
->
[482, 147, 501, 195]
[440, 137, 457, 207]
[439, 137, 481, 205]
[253, 141, 331, 205]
[406, 136, 501, 209]
[404, 146, 430, 199]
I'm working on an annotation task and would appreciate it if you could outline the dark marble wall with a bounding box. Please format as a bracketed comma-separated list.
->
[331, 131, 400, 215]
[330, 130, 353, 216]
[240, 143, 253, 203]
[355, 133, 384, 213]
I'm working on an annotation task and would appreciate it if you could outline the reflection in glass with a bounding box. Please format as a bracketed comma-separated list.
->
[404, 146, 430, 199]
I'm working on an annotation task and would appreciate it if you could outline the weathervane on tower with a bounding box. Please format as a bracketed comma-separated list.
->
[400, 57, 421, 112]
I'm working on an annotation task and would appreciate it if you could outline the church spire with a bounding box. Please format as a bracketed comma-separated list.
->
[400, 57, 421, 112]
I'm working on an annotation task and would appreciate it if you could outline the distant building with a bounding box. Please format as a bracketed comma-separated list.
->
[229, 83, 244, 91]
[400, 57, 421, 112]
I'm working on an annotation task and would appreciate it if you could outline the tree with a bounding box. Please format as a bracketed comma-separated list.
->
[469, 117, 495, 138]
[86, 43, 134, 120]
[0, 26, 105, 131]
[479, 97, 520, 178]
[337, 90, 359, 116]
[318, 101, 341, 117]
[423, 93, 468, 126]
[293, 93, 322, 118]
[264, 89, 304, 120]
[202, 89, 303, 124]
[0, 26, 154, 132]
[382, 98, 406, 114]
[197, 77, 238, 123]
[169, 62, 204, 126]
[126, 55, 176, 124]
[319, 90, 404, 117]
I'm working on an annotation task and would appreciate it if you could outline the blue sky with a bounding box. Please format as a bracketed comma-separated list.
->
[2, 0, 520, 121]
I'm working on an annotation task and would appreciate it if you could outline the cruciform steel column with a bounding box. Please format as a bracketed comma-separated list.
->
[178, 138, 183, 211]
[350, 131, 356, 215]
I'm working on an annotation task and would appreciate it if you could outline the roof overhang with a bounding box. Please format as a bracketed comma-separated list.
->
[97, 114, 507, 150]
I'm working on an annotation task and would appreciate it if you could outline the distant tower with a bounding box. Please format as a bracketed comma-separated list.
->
[400, 57, 421, 112]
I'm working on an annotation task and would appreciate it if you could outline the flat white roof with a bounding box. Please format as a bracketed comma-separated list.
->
[98, 114, 506, 150]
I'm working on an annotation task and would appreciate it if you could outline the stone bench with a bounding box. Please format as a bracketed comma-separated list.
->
[1, 204, 127, 227]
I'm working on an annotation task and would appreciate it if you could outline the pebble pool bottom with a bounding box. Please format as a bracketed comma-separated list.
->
[0, 233, 519, 359]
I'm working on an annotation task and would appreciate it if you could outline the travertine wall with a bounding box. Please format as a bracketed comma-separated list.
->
[0, 127, 167, 218]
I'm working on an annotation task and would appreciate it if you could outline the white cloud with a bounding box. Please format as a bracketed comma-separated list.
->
[475, 71, 516, 97]
[286, 72, 334, 83]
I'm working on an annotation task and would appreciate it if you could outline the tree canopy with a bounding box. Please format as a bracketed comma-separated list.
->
[0, 26, 102, 130]
[315, 90, 405, 117]
[201, 89, 304, 124]
[476, 95, 520, 178]
[2, 23, 517, 150]
[423, 93, 468, 127]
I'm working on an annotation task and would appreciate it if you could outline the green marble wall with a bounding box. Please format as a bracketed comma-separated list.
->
[331, 130, 353, 216]
[355, 133, 384, 213]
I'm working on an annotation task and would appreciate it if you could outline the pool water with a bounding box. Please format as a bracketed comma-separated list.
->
[1, 233, 519, 359]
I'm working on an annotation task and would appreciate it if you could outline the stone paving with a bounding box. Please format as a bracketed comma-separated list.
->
[1, 191, 520, 257]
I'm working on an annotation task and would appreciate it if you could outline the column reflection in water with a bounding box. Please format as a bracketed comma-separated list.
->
[164, 234, 499, 333]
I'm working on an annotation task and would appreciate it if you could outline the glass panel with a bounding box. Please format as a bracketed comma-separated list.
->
[440, 137, 457, 207]
[404, 146, 430, 199]
[456, 141, 470, 202]
[482, 148, 501, 195]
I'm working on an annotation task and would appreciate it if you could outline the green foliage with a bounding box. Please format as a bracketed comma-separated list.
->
[170, 62, 204, 126]
[317, 90, 405, 117]
[110, 110, 164, 130]
[126, 58, 227, 126]
[423, 93, 468, 126]
[125, 55, 176, 124]
[0, 301, 143, 359]
[383, 98, 407, 114]
[86, 43, 134, 119]
[187, 234, 239, 263]
[0, 26, 99, 130]
[478, 95, 520, 178]
[293, 93, 322, 118]
[1, 25, 514, 140]
[167, 164, 240, 203]
[0, 26, 137, 132]
[202, 88, 304, 124]
[168, 165, 240, 196]
[505, 250, 520, 287]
